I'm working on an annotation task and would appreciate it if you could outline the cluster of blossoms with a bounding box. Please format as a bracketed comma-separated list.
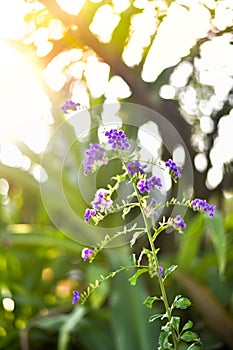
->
[84, 188, 113, 223]
[165, 159, 182, 178]
[137, 175, 162, 193]
[192, 198, 215, 218]
[66, 122, 216, 306]
[105, 129, 130, 150]
[83, 143, 107, 176]
[91, 188, 113, 212]
[61, 100, 80, 114]
[81, 247, 94, 261]
[173, 215, 186, 230]
[84, 208, 96, 223]
[126, 160, 147, 176]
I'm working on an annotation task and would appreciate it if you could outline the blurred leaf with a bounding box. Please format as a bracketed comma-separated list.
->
[205, 213, 227, 277]
[178, 215, 204, 269]
[58, 306, 86, 350]
[176, 271, 233, 349]
[108, 247, 156, 350]
[86, 263, 110, 308]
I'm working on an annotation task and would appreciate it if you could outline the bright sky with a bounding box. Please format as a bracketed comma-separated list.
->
[0, 0, 233, 189]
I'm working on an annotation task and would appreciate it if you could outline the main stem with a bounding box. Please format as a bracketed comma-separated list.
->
[123, 161, 178, 349]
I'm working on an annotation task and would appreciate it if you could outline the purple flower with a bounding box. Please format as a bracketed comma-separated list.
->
[174, 215, 186, 230]
[156, 266, 164, 277]
[137, 176, 162, 193]
[105, 129, 130, 151]
[81, 247, 94, 261]
[61, 100, 80, 114]
[126, 160, 147, 176]
[91, 188, 113, 212]
[192, 198, 215, 217]
[83, 143, 107, 175]
[72, 290, 80, 304]
[84, 208, 96, 222]
[165, 159, 182, 178]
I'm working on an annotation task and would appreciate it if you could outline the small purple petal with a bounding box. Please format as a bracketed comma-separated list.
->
[61, 100, 80, 114]
[72, 290, 80, 304]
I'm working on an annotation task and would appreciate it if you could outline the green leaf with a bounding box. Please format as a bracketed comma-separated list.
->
[128, 268, 148, 286]
[149, 313, 164, 322]
[58, 306, 86, 350]
[158, 331, 172, 349]
[181, 331, 200, 343]
[143, 296, 161, 309]
[108, 247, 156, 350]
[178, 215, 204, 269]
[205, 212, 227, 277]
[163, 265, 177, 279]
[171, 316, 180, 334]
[87, 264, 110, 308]
[172, 295, 191, 310]
[182, 320, 193, 332]
[130, 253, 136, 264]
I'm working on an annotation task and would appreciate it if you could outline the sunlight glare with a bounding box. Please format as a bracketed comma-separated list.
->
[56, 0, 86, 15]
[85, 61, 110, 98]
[142, 2, 210, 82]
[0, 40, 52, 155]
[122, 4, 158, 67]
[89, 5, 120, 43]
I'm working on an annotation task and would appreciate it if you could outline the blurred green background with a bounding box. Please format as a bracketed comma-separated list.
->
[0, 1, 233, 349]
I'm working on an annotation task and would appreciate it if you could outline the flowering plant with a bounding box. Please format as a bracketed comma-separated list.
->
[70, 121, 215, 350]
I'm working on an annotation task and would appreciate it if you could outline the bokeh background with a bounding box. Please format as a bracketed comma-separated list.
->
[0, 1, 233, 349]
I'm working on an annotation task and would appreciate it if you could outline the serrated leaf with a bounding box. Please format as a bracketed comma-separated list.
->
[128, 268, 148, 286]
[163, 265, 177, 279]
[171, 316, 180, 334]
[158, 331, 172, 349]
[182, 320, 193, 332]
[143, 296, 161, 308]
[172, 296, 191, 310]
[149, 313, 163, 322]
[181, 331, 200, 343]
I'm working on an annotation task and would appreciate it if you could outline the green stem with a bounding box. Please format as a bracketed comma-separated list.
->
[122, 161, 178, 349]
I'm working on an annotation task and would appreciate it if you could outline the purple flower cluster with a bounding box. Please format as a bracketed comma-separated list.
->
[137, 176, 162, 193]
[174, 215, 186, 230]
[83, 143, 107, 175]
[126, 160, 147, 176]
[81, 247, 94, 261]
[91, 188, 113, 212]
[165, 159, 182, 178]
[61, 100, 80, 114]
[192, 198, 215, 217]
[84, 208, 96, 222]
[72, 290, 80, 304]
[105, 129, 130, 151]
